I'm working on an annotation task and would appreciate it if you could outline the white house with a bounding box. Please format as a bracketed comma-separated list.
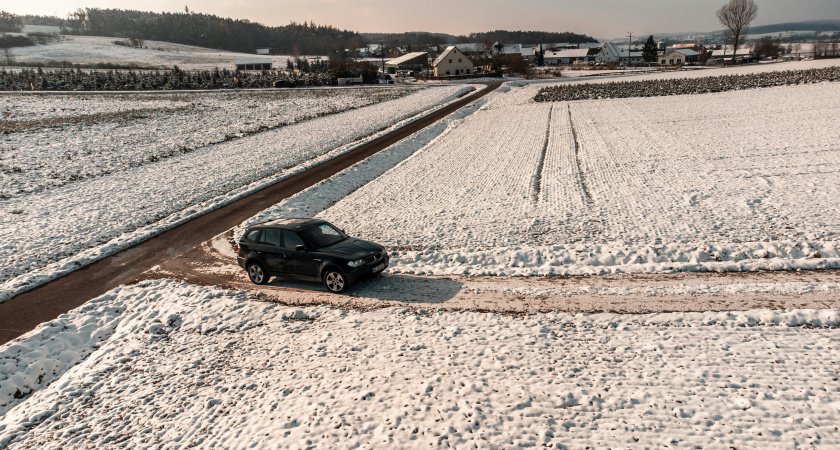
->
[432, 46, 475, 76]
[710, 47, 753, 61]
[596, 42, 621, 63]
[521, 45, 538, 62]
[544, 48, 592, 65]
[659, 50, 686, 66]
[597, 43, 643, 64]
[671, 48, 700, 64]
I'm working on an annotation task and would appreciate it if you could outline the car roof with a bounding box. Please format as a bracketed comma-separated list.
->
[250, 217, 327, 232]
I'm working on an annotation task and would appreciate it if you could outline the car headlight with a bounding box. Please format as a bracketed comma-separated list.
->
[347, 259, 366, 267]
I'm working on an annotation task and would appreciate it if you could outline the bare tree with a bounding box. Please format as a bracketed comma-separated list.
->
[813, 40, 828, 59]
[1, 46, 14, 66]
[716, 0, 758, 56]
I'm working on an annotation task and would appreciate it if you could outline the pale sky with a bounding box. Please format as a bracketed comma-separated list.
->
[8, 0, 840, 39]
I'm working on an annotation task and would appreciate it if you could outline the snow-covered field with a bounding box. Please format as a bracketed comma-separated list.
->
[1, 280, 838, 448]
[238, 60, 840, 277]
[7, 35, 296, 70]
[0, 88, 413, 198]
[0, 84, 476, 301]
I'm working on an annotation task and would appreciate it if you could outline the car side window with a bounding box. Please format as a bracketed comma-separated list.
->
[245, 230, 260, 242]
[259, 229, 282, 246]
[283, 231, 305, 249]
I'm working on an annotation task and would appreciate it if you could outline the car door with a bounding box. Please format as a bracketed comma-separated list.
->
[282, 230, 320, 278]
[256, 228, 285, 272]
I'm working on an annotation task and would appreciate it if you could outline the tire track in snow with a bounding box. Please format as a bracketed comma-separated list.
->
[568, 104, 593, 204]
[532, 104, 554, 204]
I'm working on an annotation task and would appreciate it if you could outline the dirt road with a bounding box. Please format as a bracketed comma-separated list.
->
[150, 231, 840, 314]
[0, 83, 501, 345]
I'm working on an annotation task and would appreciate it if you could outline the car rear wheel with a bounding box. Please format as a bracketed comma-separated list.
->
[247, 262, 268, 285]
[323, 268, 348, 293]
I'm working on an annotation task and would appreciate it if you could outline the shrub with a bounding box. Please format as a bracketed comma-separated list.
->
[0, 34, 35, 49]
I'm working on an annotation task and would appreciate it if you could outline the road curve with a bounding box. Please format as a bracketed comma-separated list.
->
[0, 82, 502, 345]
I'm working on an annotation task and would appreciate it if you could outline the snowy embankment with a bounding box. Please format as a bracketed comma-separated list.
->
[0, 85, 476, 302]
[7, 34, 294, 70]
[1, 280, 839, 447]
[238, 61, 840, 277]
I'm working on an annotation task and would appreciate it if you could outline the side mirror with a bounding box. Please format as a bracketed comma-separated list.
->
[295, 245, 307, 252]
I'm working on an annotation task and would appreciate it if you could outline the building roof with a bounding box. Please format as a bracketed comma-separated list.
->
[386, 52, 429, 66]
[670, 49, 700, 56]
[670, 43, 698, 49]
[545, 48, 591, 58]
[454, 43, 484, 53]
[495, 43, 522, 55]
[711, 48, 752, 57]
[234, 58, 272, 65]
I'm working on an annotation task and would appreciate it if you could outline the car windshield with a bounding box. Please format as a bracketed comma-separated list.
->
[300, 223, 346, 248]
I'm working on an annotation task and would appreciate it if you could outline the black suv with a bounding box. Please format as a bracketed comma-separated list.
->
[237, 218, 388, 293]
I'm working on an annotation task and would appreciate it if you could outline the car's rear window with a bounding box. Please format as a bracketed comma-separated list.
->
[245, 230, 260, 242]
[259, 229, 282, 246]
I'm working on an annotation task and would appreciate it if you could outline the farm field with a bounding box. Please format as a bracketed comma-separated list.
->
[242, 60, 840, 277]
[0, 88, 414, 198]
[0, 84, 475, 301]
[5, 34, 296, 70]
[1, 280, 839, 448]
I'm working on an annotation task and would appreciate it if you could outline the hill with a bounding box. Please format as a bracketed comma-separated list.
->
[360, 32, 457, 48]
[463, 30, 598, 45]
[747, 20, 840, 35]
[52, 8, 364, 55]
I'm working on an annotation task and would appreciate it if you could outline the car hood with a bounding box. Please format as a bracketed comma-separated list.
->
[319, 238, 383, 258]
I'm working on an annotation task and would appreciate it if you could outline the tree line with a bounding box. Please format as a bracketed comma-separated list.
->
[459, 30, 597, 45]
[59, 8, 363, 55]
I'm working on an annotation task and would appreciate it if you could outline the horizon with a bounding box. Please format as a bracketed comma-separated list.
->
[7, 1, 840, 41]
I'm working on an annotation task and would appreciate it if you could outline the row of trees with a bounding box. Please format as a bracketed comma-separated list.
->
[61, 8, 363, 55]
[0, 65, 374, 91]
[0, 11, 23, 32]
[813, 35, 840, 59]
[459, 30, 597, 45]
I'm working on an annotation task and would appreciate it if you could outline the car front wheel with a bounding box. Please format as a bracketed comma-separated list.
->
[247, 262, 268, 285]
[323, 269, 348, 293]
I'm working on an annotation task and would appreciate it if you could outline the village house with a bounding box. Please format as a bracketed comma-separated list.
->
[710, 47, 754, 63]
[384, 52, 429, 74]
[544, 48, 593, 65]
[432, 46, 475, 76]
[388, 47, 407, 58]
[659, 50, 686, 66]
[597, 42, 643, 64]
[672, 48, 700, 64]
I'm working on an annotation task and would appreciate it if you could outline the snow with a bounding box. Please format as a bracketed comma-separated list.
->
[0, 85, 476, 302]
[1, 280, 839, 447]
[303, 75, 840, 277]
[8, 35, 296, 70]
[1, 89, 414, 198]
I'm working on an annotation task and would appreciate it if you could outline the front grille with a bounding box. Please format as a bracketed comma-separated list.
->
[365, 252, 383, 264]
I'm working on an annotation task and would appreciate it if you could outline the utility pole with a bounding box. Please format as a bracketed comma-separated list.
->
[380, 39, 385, 76]
[626, 32, 633, 66]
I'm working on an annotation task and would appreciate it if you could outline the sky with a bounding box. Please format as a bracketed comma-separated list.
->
[8, 0, 840, 39]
